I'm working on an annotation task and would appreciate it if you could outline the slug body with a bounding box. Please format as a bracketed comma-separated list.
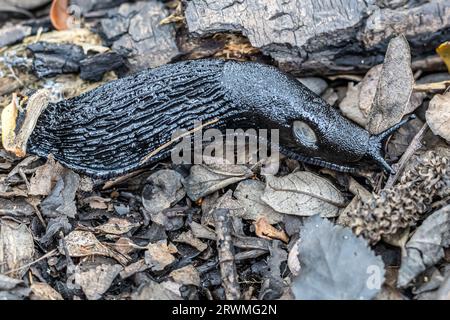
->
[26, 59, 408, 178]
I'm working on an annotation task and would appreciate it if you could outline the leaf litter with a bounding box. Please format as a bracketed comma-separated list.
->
[0, 6, 449, 301]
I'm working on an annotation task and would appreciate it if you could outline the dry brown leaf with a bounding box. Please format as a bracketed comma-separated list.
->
[261, 171, 345, 217]
[169, 265, 201, 286]
[0, 220, 35, 278]
[29, 155, 64, 196]
[74, 262, 122, 300]
[254, 217, 289, 243]
[95, 218, 138, 236]
[339, 82, 367, 127]
[30, 282, 63, 300]
[119, 259, 149, 279]
[62, 230, 128, 265]
[426, 92, 450, 142]
[83, 196, 111, 210]
[144, 240, 177, 271]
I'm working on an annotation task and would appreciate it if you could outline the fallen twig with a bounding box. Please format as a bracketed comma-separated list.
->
[413, 80, 450, 92]
[213, 208, 241, 300]
[385, 122, 428, 189]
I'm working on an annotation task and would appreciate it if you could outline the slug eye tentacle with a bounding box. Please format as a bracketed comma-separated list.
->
[366, 114, 416, 175]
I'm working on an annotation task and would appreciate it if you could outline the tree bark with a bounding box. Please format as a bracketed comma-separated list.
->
[184, 0, 450, 75]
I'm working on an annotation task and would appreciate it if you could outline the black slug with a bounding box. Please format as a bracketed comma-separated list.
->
[6, 59, 412, 178]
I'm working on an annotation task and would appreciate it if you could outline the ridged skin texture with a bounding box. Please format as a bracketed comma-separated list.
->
[28, 59, 373, 178]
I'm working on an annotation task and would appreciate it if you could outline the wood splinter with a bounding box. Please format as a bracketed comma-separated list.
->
[1, 89, 50, 157]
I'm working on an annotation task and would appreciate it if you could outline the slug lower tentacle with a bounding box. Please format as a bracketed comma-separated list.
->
[2, 59, 412, 178]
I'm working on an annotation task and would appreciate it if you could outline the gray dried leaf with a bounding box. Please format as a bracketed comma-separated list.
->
[413, 266, 450, 299]
[0, 176, 28, 198]
[169, 265, 201, 286]
[397, 205, 450, 288]
[436, 274, 450, 300]
[426, 92, 450, 143]
[62, 230, 129, 265]
[234, 179, 284, 224]
[0, 274, 30, 300]
[288, 239, 301, 277]
[184, 157, 253, 201]
[83, 196, 111, 210]
[292, 215, 385, 300]
[359, 64, 382, 124]
[40, 169, 80, 218]
[74, 262, 122, 300]
[95, 217, 138, 235]
[259, 240, 288, 300]
[144, 240, 177, 271]
[189, 221, 216, 240]
[261, 172, 345, 217]
[39, 215, 72, 246]
[0, 220, 35, 278]
[368, 35, 414, 134]
[142, 169, 185, 215]
[120, 259, 149, 279]
[174, 230, 207, 252]
[0, 198, 34, 217]
[30, 282, 63, 300]
[201, 190, 244, 227]
[0, 273, 23, 290]
[131, 280, 182, 300]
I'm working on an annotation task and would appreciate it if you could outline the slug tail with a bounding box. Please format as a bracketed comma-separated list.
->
[367, 114, 416, 175]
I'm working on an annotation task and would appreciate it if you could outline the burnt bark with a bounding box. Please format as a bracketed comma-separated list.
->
[98, 1, 181, 72]
[184, 0, 450, 75]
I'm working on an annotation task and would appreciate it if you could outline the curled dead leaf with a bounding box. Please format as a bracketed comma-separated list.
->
[50, 0, 70, 31]
[169, 265, 201, 287]
[254, 217, 289, 243]
[95, 218, 138, 236]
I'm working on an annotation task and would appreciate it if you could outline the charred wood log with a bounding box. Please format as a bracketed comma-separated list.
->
[184, 0, 450, 75]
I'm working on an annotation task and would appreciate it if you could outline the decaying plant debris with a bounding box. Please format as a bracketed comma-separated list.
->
[1, 0, 450, 301]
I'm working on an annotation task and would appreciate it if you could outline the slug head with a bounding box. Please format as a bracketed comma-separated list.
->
[288, 114, 416, 175]
[222, 60, 414, 174]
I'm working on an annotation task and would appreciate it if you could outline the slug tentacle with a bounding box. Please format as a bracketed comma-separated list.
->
[366, 114, 417, 175]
